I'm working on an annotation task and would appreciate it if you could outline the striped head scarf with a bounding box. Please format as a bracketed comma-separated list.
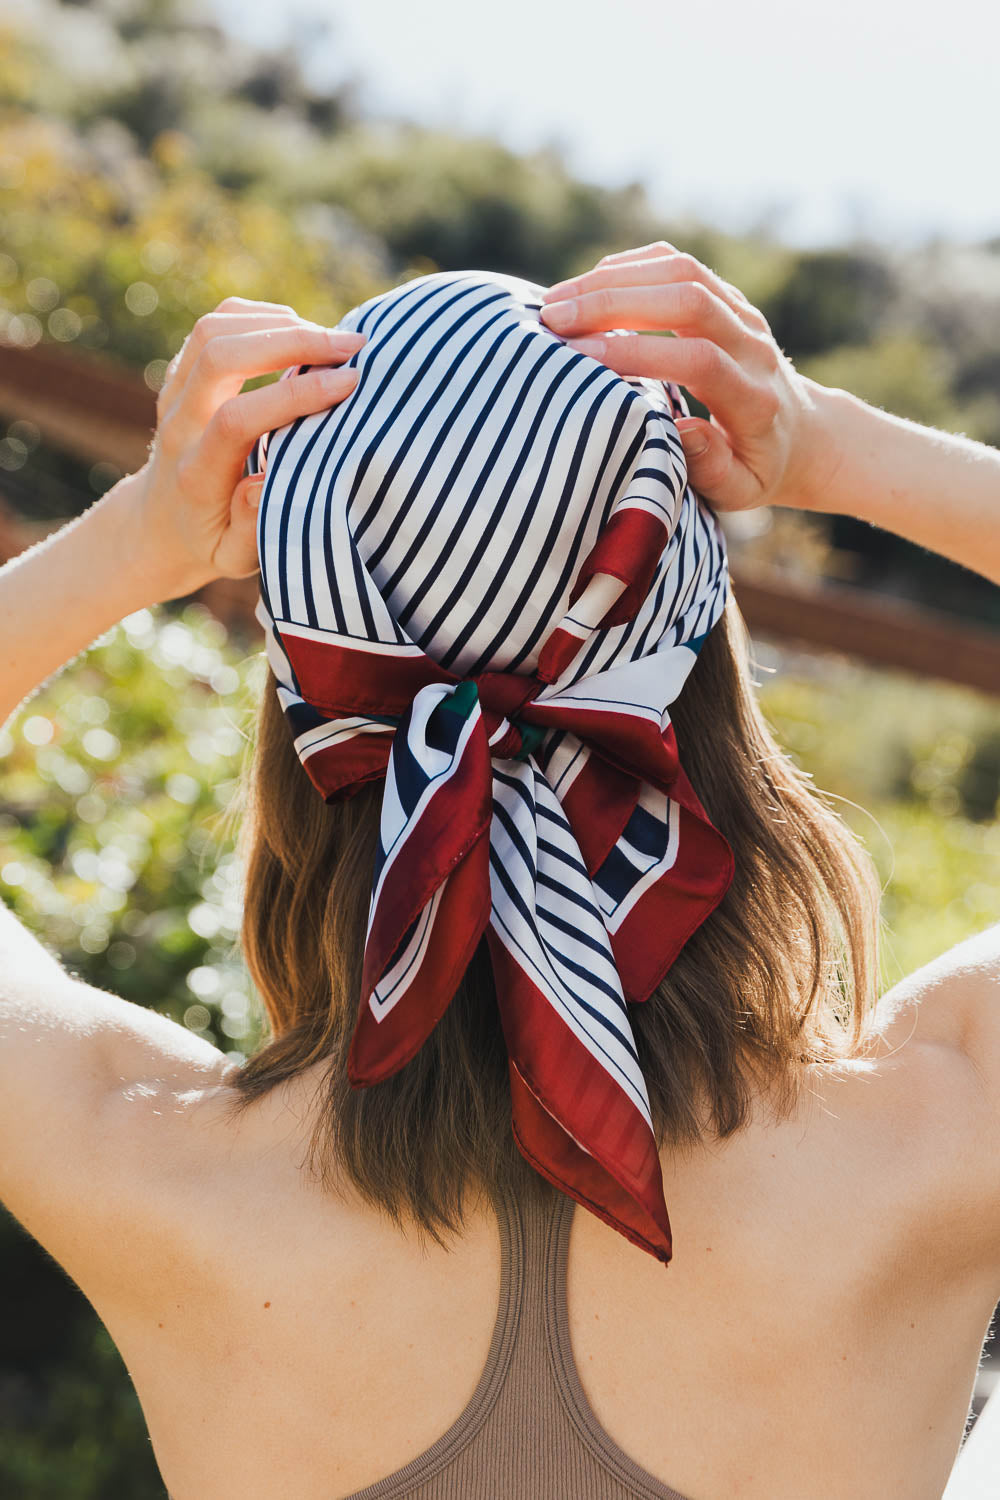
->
[249, 269, 734, 1267]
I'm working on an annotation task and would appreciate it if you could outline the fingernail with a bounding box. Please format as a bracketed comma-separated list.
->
[565, 335, 606, 358]
[248, 482, 263, 508]
[683, 432, 709, 457]
[321, 364, 359, 383]
[542, 299, 577, 330]
[327, 329, 367, 349]
[544, 280, 578, 301]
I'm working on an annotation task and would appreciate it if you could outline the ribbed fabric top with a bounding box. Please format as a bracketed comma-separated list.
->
[341, 1184, 693, 1500]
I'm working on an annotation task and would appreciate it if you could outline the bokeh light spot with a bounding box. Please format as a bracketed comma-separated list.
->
[48, 307, 82, 342]
[187, 965, 222, 999]
[26, 276, 59, 312]
[23, 715, 54, 746]
[144, 358, 169, 392]
[125, 281, 159, 317]
[88, 462, 122, 496]
[140, 239, 177, 275]
[0, 437, 28, 472]
[82, 727, 120, 761]
[166, 773, 200, 805]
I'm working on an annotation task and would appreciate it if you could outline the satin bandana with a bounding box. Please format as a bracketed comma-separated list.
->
[250, 270, 735, 1266]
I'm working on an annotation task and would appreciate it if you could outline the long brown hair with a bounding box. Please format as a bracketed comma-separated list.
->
[227, 594, 882, 1245]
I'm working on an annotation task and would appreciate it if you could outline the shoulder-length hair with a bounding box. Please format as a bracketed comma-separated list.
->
[226, 594, 882, 1244]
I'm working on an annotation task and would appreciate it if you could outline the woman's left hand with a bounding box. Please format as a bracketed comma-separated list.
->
[133, 296, 366, 598]
[538, 244, 835, 517]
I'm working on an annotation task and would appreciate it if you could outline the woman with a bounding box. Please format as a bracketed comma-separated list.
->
[1, 243, 998, 1500]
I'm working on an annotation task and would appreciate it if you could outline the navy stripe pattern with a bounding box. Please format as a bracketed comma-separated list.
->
[251, 271, 733, 1264]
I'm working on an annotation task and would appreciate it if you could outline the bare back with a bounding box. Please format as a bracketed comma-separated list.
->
[88, 1020, 999, 1500]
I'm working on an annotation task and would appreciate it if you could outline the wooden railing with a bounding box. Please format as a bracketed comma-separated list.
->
[1, 338, 998, 695]
[0, 335, 156, 471]
[730, 570, 1000, 696]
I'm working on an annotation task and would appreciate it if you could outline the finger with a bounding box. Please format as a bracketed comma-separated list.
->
[547, 243, 679, 300]
[597, 240, 680, 267]
[163, 310, 302, 397]
[197, 363, 360, 495]
[674, 417, 711, 449]
[167, 325, 366, 432]
[672, 417, 762, 513]
[545, 253, 762, 329]
[213, 295, 301, 317]
[541, 283, 759, 364]
[232, 474, 264, 512]
[212, 475, 266, 580]
[562, 332, 771, 430]
[161, 311, 362, 414]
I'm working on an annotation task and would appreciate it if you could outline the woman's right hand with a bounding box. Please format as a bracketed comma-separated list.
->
[540, 241, 842, 516]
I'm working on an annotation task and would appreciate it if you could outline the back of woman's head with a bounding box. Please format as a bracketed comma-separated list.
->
[229, 270, 882, 1251]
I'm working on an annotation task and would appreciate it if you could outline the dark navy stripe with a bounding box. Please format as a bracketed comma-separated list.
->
[488, 848, 635, 1042]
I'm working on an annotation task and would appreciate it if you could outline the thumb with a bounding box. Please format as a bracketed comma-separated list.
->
[675, 417, 715, 460]
[673, 417, 744, 510]
[235, 476, 264, 512]
[213, 476, 264, 579]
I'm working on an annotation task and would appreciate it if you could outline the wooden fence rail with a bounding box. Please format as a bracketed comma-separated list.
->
[731, 572, 1000, 696]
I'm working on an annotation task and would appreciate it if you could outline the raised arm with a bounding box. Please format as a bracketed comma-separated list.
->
[0, 298, 364, 1286]
[540, 241, 1000, 585]
[541, 244, 1000, 1255]
[1, 302, 365, 729]
[788, 386, 1000, 586]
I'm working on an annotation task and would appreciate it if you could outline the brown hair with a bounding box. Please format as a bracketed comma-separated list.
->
[227, 594, 882, 1245]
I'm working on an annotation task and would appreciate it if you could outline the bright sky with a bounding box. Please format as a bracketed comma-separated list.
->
[209, 0, 998, 249]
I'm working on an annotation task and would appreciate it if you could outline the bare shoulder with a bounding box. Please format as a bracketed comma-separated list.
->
[861, 921, 1000, 1266]
[0, 949, 237, 1307]
[870, 920, 1000, 1057]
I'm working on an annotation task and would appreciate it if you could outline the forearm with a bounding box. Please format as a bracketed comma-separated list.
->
[801, 382, 1000, 586]
[0, 471, 161, 731]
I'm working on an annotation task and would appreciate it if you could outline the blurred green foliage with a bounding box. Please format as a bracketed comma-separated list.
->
[755, 653, 1000, 985]
[764, 248, 898, 359]
[0, 604, 260, 1042]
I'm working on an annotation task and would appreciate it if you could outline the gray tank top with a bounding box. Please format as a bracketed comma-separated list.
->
[342, 1184, 694, 1500]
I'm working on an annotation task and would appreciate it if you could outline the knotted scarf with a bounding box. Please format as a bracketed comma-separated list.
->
[250, 270, 735, 1266]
